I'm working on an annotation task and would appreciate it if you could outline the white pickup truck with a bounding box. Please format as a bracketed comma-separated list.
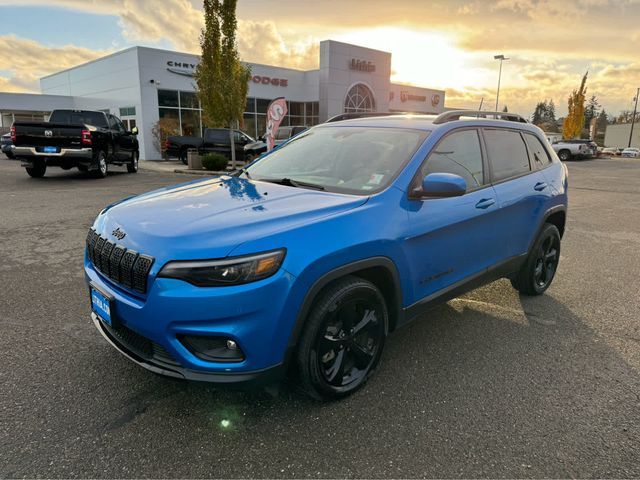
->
[551, 139, 597, 161]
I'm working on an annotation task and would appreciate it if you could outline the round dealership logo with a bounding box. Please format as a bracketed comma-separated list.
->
[431, 94, 441, 107]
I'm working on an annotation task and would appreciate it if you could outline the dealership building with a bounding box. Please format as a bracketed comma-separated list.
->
[0, 40, 446, 160]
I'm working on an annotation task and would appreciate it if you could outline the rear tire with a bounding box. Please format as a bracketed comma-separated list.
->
[511, 223, 561, 296]
[93, 150, 108, 178]
[296, 276, 388, 401]
[558, 149, 571, 162]
[127, 151, 139, 173]
[26, 161, 46, 178]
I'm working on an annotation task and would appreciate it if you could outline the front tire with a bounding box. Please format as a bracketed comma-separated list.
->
[93, 150, 108, 178]
[511, 223, 561, 296]
[26, 160, 46, 178]
[127, 150, 139, 173]
[297, 276, 388, 400]
[179, 149, 188, 165]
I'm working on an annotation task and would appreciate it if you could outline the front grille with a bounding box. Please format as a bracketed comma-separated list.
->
[86, 228, 154, 294]
[101, 320, 180, 367]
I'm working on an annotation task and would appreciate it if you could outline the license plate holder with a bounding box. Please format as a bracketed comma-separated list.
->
[90, 283, 114, 326]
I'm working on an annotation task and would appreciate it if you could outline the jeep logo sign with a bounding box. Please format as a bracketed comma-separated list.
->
[349, 58, 375, 73]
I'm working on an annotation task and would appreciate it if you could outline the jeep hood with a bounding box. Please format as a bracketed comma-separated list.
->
[95, 176, 367, 260]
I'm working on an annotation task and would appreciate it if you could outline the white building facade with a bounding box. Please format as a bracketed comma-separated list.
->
[0, 40, 446, 160]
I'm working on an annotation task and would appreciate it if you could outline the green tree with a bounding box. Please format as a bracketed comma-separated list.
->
[563, 72, 588, 140]
[195, 0, 251, 169]
[531, 101, 546, 125]
[596, 109, 609, 133]
[584, 94, 600, 129]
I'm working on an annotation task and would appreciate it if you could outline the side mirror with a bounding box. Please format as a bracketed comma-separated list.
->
[131, 126, 139, 135]
[415, 173, 467, 198]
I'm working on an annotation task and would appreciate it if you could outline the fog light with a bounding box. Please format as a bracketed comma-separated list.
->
[179, 335, 245, 363]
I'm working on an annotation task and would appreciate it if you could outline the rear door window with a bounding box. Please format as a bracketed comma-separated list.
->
[205, 129, 228, 143]
[421, 129, 484, 190]
[483, 129, 531, 182]
[523, 133, 552, 169]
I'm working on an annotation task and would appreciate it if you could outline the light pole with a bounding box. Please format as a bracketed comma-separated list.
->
[629, 87, 639, 148]
[494, 54, 509, 112]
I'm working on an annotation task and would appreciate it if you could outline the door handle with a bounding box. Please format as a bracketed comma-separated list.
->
[475, 198, 496, 209]
[534, 182, 548, 191]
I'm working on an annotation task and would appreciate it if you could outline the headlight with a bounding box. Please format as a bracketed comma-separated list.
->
[158, 249, 285, 287]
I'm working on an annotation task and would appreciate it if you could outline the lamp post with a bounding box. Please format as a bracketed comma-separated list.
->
[629, 87, 639, 148]
[494, 54, 509, 112]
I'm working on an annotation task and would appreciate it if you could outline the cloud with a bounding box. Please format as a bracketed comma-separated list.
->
[237, 20, 319, 70]
[0, 34, 110, 92]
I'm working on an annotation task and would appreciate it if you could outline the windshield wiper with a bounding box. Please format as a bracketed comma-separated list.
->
[261, 177, 326, 191]
[233, 167, 251, 179]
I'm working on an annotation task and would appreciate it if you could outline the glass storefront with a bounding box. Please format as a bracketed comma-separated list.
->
[242, 98, 319, 139]
[157, 89, 202, 137]
[158, 89, 319, 139]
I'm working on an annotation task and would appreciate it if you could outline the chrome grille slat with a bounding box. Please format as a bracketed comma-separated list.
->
[85, 228, 154, 294]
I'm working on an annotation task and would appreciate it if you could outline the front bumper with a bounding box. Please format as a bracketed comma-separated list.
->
[92, 313, 285, 385]
[85, 258, 299, 384]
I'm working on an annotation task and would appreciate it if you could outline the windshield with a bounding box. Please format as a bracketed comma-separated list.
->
[245, 126, 428, 194]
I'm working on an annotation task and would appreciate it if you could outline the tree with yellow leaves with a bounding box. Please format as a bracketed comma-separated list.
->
[563, 72, 588, 140]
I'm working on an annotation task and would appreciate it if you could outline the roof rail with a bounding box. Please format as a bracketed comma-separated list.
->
[433, 110, 528, 124]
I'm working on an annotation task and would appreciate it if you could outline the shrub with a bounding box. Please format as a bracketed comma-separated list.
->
[201, 153, 229, 171]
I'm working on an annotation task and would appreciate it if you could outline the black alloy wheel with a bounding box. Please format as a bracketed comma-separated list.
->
[511, 223, 561, 295]
[297, 276, 387, 400]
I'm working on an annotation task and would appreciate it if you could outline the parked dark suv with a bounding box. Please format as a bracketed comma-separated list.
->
[86, 111, 568, 400]
[165, 128, 255, 165]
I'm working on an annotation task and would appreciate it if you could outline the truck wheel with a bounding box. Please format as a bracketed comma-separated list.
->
[26, 161, 46, 178]
[510, 223, 561, 296]
[127, 151, 139, 173]
[180, 149, 188, 165]
[93, 150, 108, 178]
[558, 149, 571, 162]
[245, 153, 256, 162]
[297, 276, 388, 401]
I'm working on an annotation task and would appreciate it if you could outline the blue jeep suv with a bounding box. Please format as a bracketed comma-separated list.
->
[85, 111, 568, 400]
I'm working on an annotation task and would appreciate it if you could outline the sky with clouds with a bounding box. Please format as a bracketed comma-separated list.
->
[0, 0, 639, 117]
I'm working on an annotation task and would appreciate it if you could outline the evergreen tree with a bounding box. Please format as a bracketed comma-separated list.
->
[195, 0, 251, 169]
[546, 99, 557, 124]
[584, 94, 600, 129]
[563, 72, 588, 140]
[502, 105, 508, 112]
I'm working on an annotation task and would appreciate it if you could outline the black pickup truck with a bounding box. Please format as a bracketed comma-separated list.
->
[165, 128, 254, 165]
[11, 109, 139, 178]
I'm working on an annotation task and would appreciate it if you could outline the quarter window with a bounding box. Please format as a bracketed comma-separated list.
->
[422, 129, 484, 189]
[484, 129, 531, 181]
[523, 133, 552, 169]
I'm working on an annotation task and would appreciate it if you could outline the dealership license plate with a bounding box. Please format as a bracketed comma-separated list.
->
[43, 146, 57, 153]
[91, 286, 112, 325]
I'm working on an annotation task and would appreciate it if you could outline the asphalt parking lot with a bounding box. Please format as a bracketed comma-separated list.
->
[1, 157, 639, 478]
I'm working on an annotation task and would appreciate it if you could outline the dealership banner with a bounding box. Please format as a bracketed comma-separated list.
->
[265, 97, 288, 151]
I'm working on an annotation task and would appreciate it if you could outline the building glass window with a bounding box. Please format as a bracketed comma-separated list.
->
[158, 90, 179, 108]
[157, 89, 202, 137]
[119, 106, 136, 117]
[180, 91, 199, 109]
[344, 83, 376, 113]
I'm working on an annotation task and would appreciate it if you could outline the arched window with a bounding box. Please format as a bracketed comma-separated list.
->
[344, 83, 376, 113]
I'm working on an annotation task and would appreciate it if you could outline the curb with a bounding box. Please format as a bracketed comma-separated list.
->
[173, 169, 228, 176]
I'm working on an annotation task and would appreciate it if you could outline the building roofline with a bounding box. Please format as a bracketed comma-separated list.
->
[40, 45, 320, 83]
